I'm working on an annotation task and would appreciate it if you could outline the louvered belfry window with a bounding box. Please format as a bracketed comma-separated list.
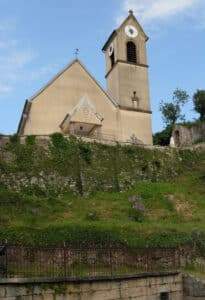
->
[127, 41, 137, 63]
[110, 52, 115, 67]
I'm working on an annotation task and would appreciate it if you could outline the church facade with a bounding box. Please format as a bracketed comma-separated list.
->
[17, 11, 153, 145]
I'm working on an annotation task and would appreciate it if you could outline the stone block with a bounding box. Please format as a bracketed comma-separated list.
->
[0, 287, 6, 298]
[55, 295, 67, 300]
[42, 294, 54, 300]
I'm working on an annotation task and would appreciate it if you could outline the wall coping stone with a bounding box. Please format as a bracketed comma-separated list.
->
[0, 271, 180, 285]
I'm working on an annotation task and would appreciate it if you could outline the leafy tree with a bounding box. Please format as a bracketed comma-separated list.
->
[193, 90, 205, 121]
[160, 89, 189, 126]
[153, 126, 173, 146]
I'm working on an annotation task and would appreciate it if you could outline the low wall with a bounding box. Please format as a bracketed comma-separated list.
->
[0, 272, 183, 300]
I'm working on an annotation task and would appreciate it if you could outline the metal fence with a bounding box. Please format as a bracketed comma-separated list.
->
[0, 245, 193, 279]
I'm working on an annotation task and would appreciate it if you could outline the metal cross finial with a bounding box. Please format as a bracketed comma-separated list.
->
[129, 9, 133, 15]
[75, 48, 79, 59]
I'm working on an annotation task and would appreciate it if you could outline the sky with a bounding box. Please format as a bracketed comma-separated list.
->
[0, 0, 205, 134]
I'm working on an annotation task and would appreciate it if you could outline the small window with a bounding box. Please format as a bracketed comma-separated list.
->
[110, 52, 115, 67]
[160, 292, 169, 300]
[127, 41, 137, 63]
[132, 91, 139, 108]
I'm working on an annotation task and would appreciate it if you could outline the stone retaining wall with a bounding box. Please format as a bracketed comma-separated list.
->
[0, 272, 183, 300]
[183, 275, 205, 299]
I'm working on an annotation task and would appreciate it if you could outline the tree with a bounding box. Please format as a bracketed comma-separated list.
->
[153, 126, 173, 146]
[160, 89, 189, 126]
[193, 90, 205, 121]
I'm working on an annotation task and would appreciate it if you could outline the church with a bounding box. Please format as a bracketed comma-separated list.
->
[17, 11, 153, 145]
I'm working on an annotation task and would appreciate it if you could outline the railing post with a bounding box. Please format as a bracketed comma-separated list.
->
[0, 242, 7, 278]
[109, 246, 113, 277]
[5, 244, 7, 278]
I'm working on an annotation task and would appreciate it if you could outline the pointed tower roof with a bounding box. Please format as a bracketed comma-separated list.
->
[102, 10, 148, 52]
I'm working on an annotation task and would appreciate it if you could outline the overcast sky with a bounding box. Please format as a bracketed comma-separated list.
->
[0, 0, 205, 134]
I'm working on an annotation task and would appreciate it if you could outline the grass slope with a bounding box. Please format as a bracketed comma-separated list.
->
[0, 153, 205, 248]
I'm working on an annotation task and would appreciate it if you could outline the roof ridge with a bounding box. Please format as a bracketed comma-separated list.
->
[27, 59, 118, 107]
[28, 59, 78, 102]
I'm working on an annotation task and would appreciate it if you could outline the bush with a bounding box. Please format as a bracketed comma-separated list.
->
[85, 211, 99, 221]
[153, 126, 173, 146]
[50, 133, 67, 148]
[9, 134, 20, 144]
[25, 135, 36, 146]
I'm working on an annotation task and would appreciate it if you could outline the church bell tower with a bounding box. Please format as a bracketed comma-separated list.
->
[102, 10, 151, 113]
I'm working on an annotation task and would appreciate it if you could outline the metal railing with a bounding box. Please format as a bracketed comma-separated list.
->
[0, 245, 192, 279]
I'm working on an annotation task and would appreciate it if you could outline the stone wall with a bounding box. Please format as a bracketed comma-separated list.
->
[0, 272, 183, 300]
[183, 275, 205, 299]
[171, 123, 205, 147]
[0, 134, 200, 196]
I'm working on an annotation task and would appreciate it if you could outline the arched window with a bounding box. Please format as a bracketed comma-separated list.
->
[110, 51, 115, 68]
[127, 41, 137, 63]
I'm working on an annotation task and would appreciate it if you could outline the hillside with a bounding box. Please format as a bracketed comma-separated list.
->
[0, 135, 204, 250]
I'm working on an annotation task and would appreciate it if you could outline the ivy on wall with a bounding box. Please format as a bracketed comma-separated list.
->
[0, 134, 201, 196]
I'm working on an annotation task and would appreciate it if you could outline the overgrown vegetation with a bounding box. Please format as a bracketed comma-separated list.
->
[0, 133, 201, 196]
[160, 89, 189, 127]
[193, 90, 205, 121]
[153, 126, 173, 146]
[0, 135, 204, 249]
[154, 88, 205, 146]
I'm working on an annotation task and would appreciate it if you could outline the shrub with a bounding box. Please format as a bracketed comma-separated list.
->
[25, 135, 36, 146]
[9, 134, 20, 144]
[50, 133, 67, 148]
[85, 211, 99, 221]
[153, 126, 173, 146]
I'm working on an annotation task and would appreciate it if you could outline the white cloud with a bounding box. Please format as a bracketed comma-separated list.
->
[0, 46, 37, 95]
[117, 0, 205, 25]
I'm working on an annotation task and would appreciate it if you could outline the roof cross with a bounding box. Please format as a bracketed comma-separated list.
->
[74, 48, 79, 59]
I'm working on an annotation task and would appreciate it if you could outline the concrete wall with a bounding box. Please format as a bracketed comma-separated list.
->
[0, 272, 183, 300]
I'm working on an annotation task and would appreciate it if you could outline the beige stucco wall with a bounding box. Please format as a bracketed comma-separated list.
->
[107, 62, 150, 110]
[105, 15, 151, 112]
[22, 60, 152, 145]
[23, 61, 118, 141]
[0, 273, 183, 300]
[119, 109, 153, 144]
[105, 15, 148, 74]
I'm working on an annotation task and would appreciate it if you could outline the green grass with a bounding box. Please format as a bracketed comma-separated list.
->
[0, 155, 205, 248]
